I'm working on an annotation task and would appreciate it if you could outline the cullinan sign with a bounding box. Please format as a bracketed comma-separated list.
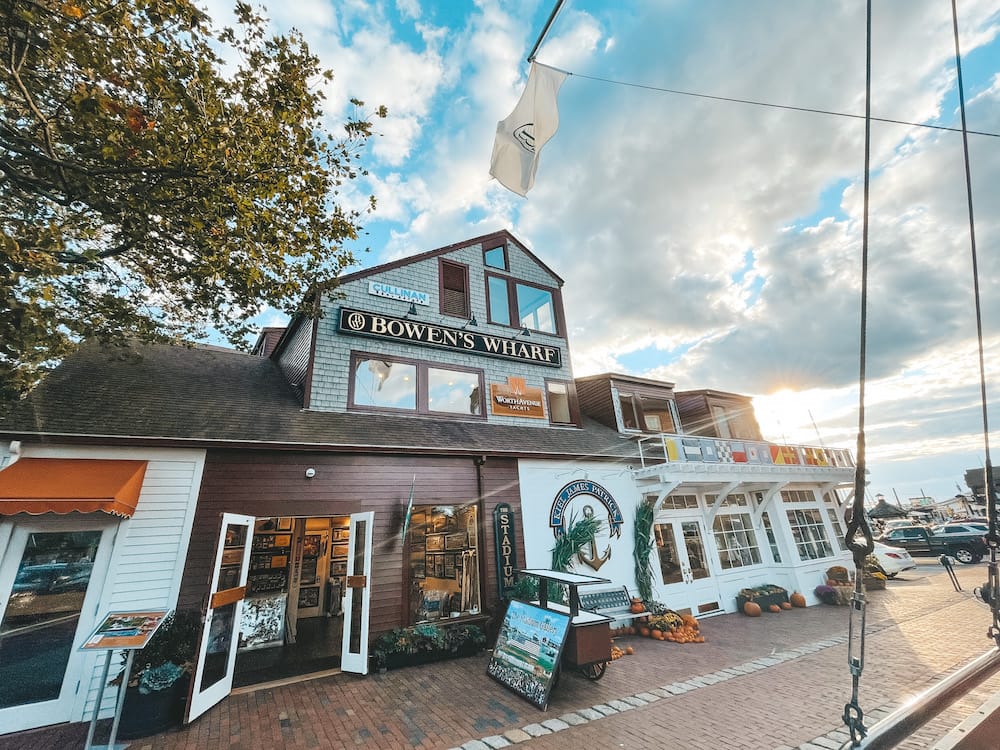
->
[367, 281, 430, 306]
[338, 308, 563, 367]
[549, 480, 625, 571]
[493, 503, 519, 600]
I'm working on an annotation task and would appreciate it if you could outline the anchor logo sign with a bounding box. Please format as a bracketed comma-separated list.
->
[549, 479, 624, 572]
[576, 505, 611, 571]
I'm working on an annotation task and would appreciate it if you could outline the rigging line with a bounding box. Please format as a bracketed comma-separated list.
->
[560, 69, 1000, 139]
[841, 3, 875, 748]
[949, 0, 1000, 650]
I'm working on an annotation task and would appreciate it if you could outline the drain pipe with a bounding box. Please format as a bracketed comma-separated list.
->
[839, 647, 1000, 750]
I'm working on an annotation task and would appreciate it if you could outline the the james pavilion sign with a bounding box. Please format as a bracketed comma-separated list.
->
[338, 308, 562, 367]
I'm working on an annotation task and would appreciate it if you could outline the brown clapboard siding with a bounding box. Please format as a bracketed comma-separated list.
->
[178, 450, 522, 640]
[575, 377, 618, 431]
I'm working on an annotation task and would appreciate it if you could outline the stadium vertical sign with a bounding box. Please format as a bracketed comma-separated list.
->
[494, 503, 519, 600]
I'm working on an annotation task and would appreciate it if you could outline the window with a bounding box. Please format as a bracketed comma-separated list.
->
[826, 507, 849, 552]
[406, 504, 480, 624]
[707, 493, 750, 508]
[545, 380, 576, 425]
[484, 242, 507, 270]
[761, 512, 782, 562]
[713, 513, 761, 569]
[440, 260, 469, 318]
[485, 274, 558, 334]
[350, 353, 484, 417]
[786, 508, 834, 560]
[781, 489, 816, 503]
[710, 403, 757, 439]
[653, 523, 682, 585]
[659, 494, 699, 510]
[618, 391, 679, 433]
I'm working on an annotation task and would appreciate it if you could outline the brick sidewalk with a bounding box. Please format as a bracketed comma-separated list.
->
[3, 562, 997, 750]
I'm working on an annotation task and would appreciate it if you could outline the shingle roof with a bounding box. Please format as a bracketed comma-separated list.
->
[0, 342, 638, 461]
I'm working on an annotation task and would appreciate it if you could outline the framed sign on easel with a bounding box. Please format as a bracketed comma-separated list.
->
[80, 610, 170, 750]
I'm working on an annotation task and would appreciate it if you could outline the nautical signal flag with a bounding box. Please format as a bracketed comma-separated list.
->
[489, 62, 568, 196]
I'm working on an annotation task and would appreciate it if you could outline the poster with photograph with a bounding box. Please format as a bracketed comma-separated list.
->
[487, 601, 571, 710]
[82, 610, 169, 650]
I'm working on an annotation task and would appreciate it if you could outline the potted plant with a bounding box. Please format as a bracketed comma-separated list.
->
[371, 621, 485, 671]
[116, 609, 200, 739]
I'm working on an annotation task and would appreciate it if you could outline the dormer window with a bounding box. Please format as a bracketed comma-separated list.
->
[618, 391, 678, 433]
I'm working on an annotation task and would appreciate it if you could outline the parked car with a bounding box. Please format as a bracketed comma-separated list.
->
[878, 525, 987, 564]
[870, 542, 916, 577]
[932, 522, 988, 535]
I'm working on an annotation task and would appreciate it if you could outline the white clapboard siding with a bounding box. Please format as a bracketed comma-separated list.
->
[22, 447, 211, 724]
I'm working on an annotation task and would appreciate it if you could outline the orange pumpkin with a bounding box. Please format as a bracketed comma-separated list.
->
[650, 629, 662, 640]
[625, 646, 634, 655]
[629, 598, 645, 614]
[681, 614, 698, 629]
[768, 604, 781, 613]
[743, 601, 762, 617]
[780, 601, 792, 610]
[790, 592, 807, 608]
[639, 627, 651, 637]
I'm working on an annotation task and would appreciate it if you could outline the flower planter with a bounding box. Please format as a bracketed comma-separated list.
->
[117, 673, 190, 739]
[377, 642, 481, 671]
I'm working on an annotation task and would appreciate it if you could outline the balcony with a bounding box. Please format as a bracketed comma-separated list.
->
[635, 433, 855, 471]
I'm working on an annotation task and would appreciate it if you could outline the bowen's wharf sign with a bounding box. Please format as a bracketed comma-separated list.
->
[338, 308, 562, 367]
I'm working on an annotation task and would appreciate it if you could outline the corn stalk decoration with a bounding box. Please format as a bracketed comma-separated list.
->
[546, 510, 603, 603]
[633, 499, 656, 603]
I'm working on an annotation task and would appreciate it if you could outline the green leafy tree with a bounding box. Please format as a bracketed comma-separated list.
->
[1, 0, 386, 400]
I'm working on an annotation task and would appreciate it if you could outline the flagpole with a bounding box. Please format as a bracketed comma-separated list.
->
[527, 0, 565, 62]
[401, 474, 416, 542]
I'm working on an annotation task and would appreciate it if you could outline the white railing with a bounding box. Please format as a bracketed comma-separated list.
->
[635, 433, 855, 470]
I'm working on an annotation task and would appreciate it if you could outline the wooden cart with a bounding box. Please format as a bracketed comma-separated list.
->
[517, 569, 615, 680]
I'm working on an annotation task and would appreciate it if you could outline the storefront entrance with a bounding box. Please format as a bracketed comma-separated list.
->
[0, 517, 114, 734]
[653, 518, 723, 615]
[187, 511, 374, 722]
[233, 515, 353, 686]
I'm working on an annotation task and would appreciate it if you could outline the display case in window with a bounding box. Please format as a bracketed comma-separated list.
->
[246, 529, 292, 595]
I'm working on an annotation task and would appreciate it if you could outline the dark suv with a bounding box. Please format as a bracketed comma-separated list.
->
[879, 525, 987, 564]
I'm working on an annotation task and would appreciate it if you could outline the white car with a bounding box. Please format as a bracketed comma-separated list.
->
[871, 541, 916, 577]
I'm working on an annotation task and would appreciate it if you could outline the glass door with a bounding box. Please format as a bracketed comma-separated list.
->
[340, 512, 374, 674]
[0, 520, 112, 734]
[187, 513, 253, 722]
[652, 518, 721, 615]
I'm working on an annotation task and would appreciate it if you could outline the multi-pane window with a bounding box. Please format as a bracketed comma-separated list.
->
[713, 513, 761, 569]
[486, 274, 558, 334]
[351, 354, 483, 417]
[707, 493, 750, 508]
[710, 403, 757, 439]
[762, 512, 782, 562]
[659, 494, 699, 510]
[786, 508, 834, 560]
[781, 489, 815, 503]
[440, 260, 470, 318]
[406, 503, 480, 624]
[826, 507, 849, 552]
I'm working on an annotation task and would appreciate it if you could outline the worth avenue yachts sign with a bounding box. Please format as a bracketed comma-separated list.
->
[337, 308, 562, 367]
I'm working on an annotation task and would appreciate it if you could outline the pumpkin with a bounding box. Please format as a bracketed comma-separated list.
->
[743, 601, 762, 617]
[790, 592, 807, 608]
[624, 646, 634, 655]
[629, 597, 645, 614]
[780, 601, 792, 610]
[650, 629, 663, 640]
[768, 604, 781, 613]
[639, 627, 651, 638]
[681, 614, 698, 629]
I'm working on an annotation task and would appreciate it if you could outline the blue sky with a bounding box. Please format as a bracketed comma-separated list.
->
[204, 0, 1000, 506]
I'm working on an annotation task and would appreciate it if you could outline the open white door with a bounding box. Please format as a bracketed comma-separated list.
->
[186, 513, 253, 722]
[340, 511, 374, 673]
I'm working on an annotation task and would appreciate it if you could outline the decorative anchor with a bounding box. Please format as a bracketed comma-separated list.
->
[577, 504, 611, 571]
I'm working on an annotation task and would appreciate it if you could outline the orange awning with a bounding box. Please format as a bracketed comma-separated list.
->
[0, 458, 148, 517]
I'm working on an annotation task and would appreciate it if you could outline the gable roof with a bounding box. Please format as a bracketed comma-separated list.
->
[338, 229, 564, 287]
[0, 342, 635, 462]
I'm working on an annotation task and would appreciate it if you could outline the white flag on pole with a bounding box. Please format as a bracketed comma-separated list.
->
[489, 62, 568, 197]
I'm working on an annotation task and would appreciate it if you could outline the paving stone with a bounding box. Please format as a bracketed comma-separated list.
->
[648, 688, 674, 698]
[521, 723, 551, 737]
[810, 736, 842, 749]
[592, 704, 619, 716]
[606, 699, 635, 712]
[576, 708, 604, 721]
[622, 696, 647, 707]
[481, 735, 512, 749]
[502, 729, 532, 744]
[460, 741, 490, 750]
[634, 691, 661, 702]
[556, 712, 590, 726]
[540, 719, 569, 732]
